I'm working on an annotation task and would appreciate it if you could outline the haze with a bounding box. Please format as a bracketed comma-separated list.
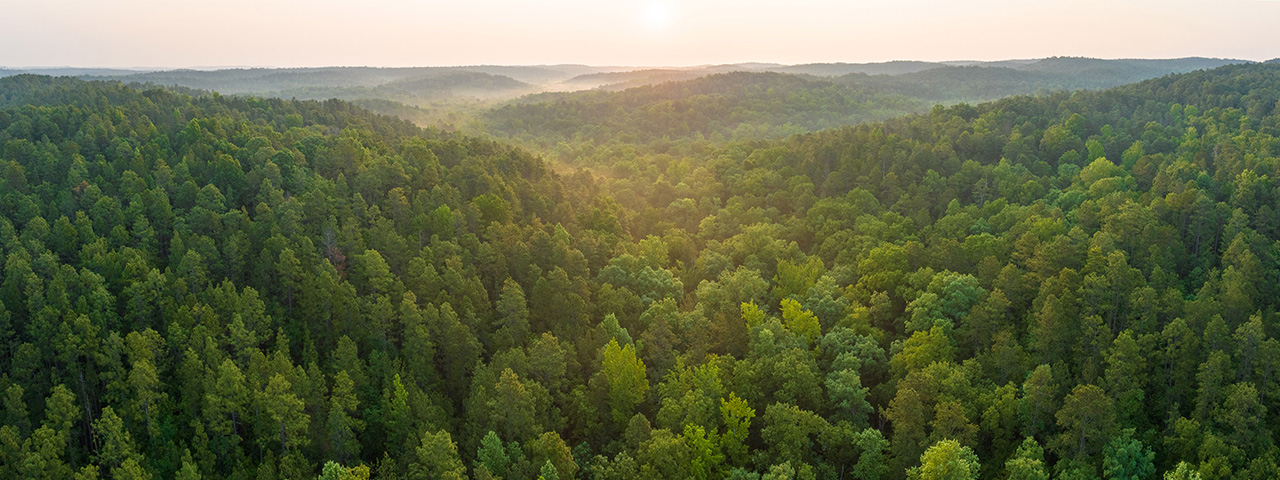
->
[3, 0, 1278, 68]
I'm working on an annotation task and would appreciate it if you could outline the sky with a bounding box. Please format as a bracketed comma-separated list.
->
[2, 0, 1278, 68]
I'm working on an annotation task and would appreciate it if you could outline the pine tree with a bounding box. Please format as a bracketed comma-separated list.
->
[1004, 437, 1048, 480]
[327, 370, 364, 463]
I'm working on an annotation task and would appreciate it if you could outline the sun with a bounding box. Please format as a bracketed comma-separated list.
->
[638, 1, 675, 32]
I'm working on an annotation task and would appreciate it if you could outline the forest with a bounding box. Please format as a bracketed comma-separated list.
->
[2, 61, 1280, 480]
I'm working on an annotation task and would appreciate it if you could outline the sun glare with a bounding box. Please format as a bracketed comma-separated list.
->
[639, 1, 675, 32]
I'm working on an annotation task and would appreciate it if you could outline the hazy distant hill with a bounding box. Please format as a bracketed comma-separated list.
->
[1016, 56, 1244, 83]
[940, 59, 1040, 68]
[245, 71, 535, 104]
[767, 56, 1243, 79]
[0, 67, 157, 77]
[93, 67, 420, 92]
[776, 61, 944, 76]
[483, 71, 929, 146]
[479, 57, 1255, 149]
[85, 66, 543, 94]
[560, 69, 713, 90]
[833, 66, 1071, 102]
[66, 65, 649, 105]
[549, 57, 1250, 91]
[827, 57, 1248, 102]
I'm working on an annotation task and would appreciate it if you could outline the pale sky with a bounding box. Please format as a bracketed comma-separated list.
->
[2, 0, 1278, 68]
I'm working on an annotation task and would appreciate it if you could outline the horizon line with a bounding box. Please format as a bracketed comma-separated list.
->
[1, 55, 1271, 72]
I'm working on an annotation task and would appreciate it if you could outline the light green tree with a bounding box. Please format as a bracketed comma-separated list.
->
[409, 429, 466, 480]
[1163, 462, 1201, 480]
[1004, 437, 1048, 480]
[780, 299, 821, 346]
[538, 459, 560, 480]
[721, 393, 755, 466]
[907, 439, 979, 480]
[601, 339, 650, 426]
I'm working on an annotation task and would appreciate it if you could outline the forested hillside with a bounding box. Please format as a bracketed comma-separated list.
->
[477, 59, 1251, 173]
[777, 57, 1241, 79]
[483, 72, 930, 147]
[3, 62, 1280, 480]
[244, 72, 535, 104]
[79, 67, 575, 95]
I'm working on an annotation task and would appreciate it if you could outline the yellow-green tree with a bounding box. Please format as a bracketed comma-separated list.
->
[908, 439, 979, 480]
[600, 339, 650, 426]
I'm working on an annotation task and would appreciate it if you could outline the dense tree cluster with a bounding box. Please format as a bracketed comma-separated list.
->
[2, 62, 1280, 480]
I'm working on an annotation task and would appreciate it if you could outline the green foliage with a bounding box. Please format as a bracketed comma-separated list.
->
[410, 429, 466, 480]
[317, 461, 368, 480]
[1056, 384, 1116, 465]
[761, 402, 828, 468]
[741, 301, 766, 331]
[326, 371, 364, 463]
[538, 459, 560, 480]
[779, 299, 821, 346]
[1005, 438, 1048, 480]
[908, 439, 980, 480]
[492, 278, 531, 353]
[1103, 429, 1155, 480]
[683, 423, 724, 480]
[773, 257, 826, 304]
[600, 339, 651, 426]
[476, 431, 509, 477]
[720, 393, 755, 466]
[1163, 462, 1201, 480]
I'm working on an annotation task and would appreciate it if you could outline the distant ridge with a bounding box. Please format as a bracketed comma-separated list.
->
[770, 57, 1247, 78]
[776, 61, 944, 76]
[1019, 56, 1244, 76]
[480, 60, 1266, 148]
[0, 67, 158, 77]
[559, 69, 708, 90]
[82, 66, 557, 94]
